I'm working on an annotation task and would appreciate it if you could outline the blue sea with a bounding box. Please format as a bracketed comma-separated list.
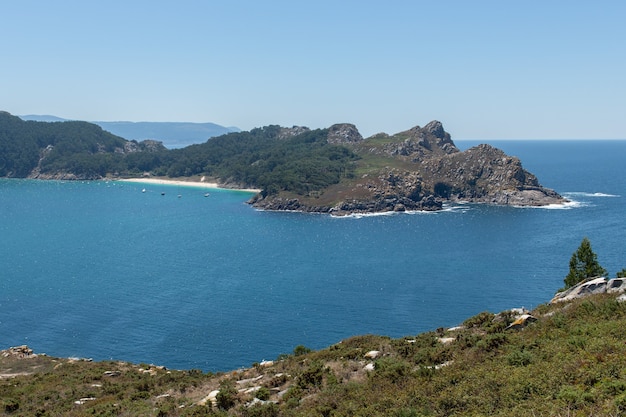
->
[1, 140, 625, 372]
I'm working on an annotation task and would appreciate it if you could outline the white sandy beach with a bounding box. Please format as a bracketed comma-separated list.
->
[117, 178, 261, 193]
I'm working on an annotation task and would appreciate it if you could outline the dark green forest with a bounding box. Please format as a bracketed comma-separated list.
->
[0, 111, 139, 178]
[0, 112, 359, 196]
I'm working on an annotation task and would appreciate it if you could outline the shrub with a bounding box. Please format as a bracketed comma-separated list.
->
[243, 402, 279, 417]
[476, 333, 508, 352]
[216, 379, 238, 410]
[297, 361, 326, 389]
[373, 357, 411, 383]
[293, 345, 311, 356]
[615, 393, 626, 412]
[255, 386, 270, 401]
[3, 398, 19, 413]
[557, 386, 596, 408]
[506, 349, 533, 367]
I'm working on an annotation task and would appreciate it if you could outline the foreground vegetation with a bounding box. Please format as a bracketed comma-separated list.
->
[3, 292, 626, 416]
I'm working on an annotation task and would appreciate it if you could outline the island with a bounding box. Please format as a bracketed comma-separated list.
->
[0, 111, 567, 214]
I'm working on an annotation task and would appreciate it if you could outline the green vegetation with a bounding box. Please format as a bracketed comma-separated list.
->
[3, 293, 626, 416]
[564, 237, 608, 289]
[0, 112, 359, 197]
[0, 111, 129, 177]
[161, 126, 359, 195]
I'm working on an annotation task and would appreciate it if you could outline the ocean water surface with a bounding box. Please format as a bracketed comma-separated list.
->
[1, 140, 624, 371]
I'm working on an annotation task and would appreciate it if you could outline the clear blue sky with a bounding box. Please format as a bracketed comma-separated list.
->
[3, 1, 625, 139]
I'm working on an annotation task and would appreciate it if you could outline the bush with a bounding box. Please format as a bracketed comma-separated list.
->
[293, 345, 311, 357]
[373, 357, 411, 383]
[255, 386, 271, 401]
[243, 402, 279, 417]
[506, 349, 533, 367]
[297, 361, 326, 389]
[557, 386, 596, 408]
[216, 379, 238, 410]
[3, 398, 19, 412]
[476, 333, 508, 352]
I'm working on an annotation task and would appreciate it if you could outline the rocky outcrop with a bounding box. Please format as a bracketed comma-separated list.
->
[327, 123, 364, 144]
[360, 122, 564, 209]
[366, 121, 458, 161]
[277, 126, 311, 140]
[333, 194, 441, 214]
[550, 277, 626, 303]
[420, 144, 567, 206]
[248, 196, 321, 213]
[122, 139, 166, 153]
[28, 171, 96, 181]
[249, 184, 442, 216]
[1, 345, 35, 359]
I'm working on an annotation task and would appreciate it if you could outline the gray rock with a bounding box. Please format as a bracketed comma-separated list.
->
[607, 278, 626, 293]
[327, 123, 363, 144]
[550, 277, 626, 303]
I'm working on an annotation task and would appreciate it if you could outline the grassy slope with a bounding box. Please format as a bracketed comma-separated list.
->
[2, 293, 626, 416]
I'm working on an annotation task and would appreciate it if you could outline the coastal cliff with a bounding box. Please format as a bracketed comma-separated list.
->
[250, 121, 567, 214]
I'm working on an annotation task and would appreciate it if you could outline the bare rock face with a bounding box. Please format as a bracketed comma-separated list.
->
[378, 121, 459, 161]
[278, 126, 311, 140]
[420, 144, 567, 206]
[122, 139, 166, 153]
[327, 123, 363, 144]
[551, 277, 626, 303]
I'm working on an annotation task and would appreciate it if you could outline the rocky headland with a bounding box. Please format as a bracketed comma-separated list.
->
[249, 121, 567, 215]
[0, 111, 567, 214]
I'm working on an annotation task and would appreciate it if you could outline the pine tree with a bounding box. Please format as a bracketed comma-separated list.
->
[564, 237, 607, 288]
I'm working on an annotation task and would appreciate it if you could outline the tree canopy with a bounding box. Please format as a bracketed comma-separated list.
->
[0, 112, 359, 196]
[564, 237, 608, 288]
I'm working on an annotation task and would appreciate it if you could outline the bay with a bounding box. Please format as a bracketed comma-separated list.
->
[1, 140, 624, 371]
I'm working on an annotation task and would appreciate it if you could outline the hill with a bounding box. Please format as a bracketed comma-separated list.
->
[20, 115, 239, 149]
[3, 291, 626, 416]
[1, 111, 165, 179]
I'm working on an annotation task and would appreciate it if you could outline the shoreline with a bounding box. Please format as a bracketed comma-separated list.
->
[116, 177, 261, 193]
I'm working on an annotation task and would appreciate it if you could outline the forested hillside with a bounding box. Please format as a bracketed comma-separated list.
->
[0, 112, 358, 195]
[0, 111, 161, 178]
[163, 126, 358, 193]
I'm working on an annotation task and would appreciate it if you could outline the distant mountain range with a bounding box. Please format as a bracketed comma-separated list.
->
[19, 115, 240, 149]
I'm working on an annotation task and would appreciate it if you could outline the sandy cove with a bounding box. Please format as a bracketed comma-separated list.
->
[116, 177, 261, 193]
